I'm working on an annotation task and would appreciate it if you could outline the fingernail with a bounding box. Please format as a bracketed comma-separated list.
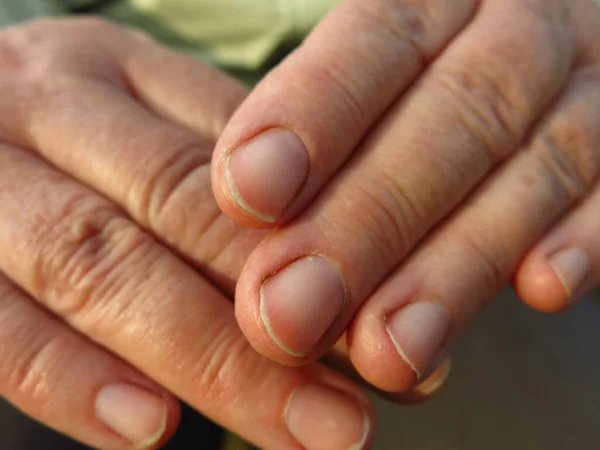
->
[414, 357, 451, 396]
[385, 302, 451, 380]
[285, 385, 370, 450]
[260, 256, 345, 357]
[226, 129, 309, 223]
[96, 383, 167, 449]
[548, 248, 590, 299]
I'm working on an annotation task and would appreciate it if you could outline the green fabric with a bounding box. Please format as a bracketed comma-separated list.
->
[129, 0, 341, 70]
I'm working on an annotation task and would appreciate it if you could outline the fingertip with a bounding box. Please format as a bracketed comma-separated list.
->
[347, 312, 418, 393]
[154, 393, 181, 449]
[212, 129, 310, 228]
[234, 266, 310, 367]
[211, 155, 272, 230]
[411, 357, 451, 397]
[95, 384, 180, 449]
[382, 357, 452, 405]
[514, 255, 573, 313]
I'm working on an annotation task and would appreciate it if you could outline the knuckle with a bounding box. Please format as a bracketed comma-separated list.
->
[337, 173, 424, 267]
[130, 141, 211, 233]
[266, 41, 372, 135]
[534, 118, 598, 203]
[320, 59, 367, 123]
[6, 332, 71, 401]
[290, 51, 367, 130]
[431, 63, 523, 163]
[531, 67, 600, 203]
[0, 291, 71, 401]
[355, 0, 431, 63]
[31, 196, 154, 320]
[190, 326, 257, 408]
[452, 229, 508, 298]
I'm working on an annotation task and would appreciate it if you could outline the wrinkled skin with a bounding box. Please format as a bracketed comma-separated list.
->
[212, 0, 600, 391]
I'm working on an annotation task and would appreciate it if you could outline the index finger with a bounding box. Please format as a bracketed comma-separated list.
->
[211, 0, 478, 226]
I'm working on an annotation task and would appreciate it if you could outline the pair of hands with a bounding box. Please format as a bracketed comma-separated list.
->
[1, 0, 599, 449]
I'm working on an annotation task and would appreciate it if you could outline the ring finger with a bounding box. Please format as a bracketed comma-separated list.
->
[350, 60, 600, 391]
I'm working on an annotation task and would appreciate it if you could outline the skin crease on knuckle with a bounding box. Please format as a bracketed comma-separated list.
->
[249, 0, 572, 357]
[357, 2, 600, 387]
[0, 42, 374, 449]
[0, 272, 179, 450]
[7, 332, 73, 404]
[211, 0, 484, 230]
[33, 208, 156, 326]
[0, 297, 52, 398]
[0, 163, 152, 327]
[0, 22, 246, 290]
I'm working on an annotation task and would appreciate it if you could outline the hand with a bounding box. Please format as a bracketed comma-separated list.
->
[211, 0, 600, 390]
[0, 18, 376, 450]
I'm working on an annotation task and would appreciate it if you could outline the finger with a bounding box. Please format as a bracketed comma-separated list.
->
[514, 0, 600, 312]
[515, 181, 600, 312]
[0, 273, 179, 449]
[234, 0, 575, 365]
[322, 336, 451, 404]
[0, 144, 374, 450]
[384, 357, 451, 404]
[349, 61, 600, 391]
[0, 17, 247, 140]
[120, 30, 248, 141]
[0, 18, 261, 293]
[211, 0, 479, 226]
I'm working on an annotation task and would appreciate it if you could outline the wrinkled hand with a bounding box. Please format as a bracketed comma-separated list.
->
[212, 0, 600, 390]
[0, 18, 377, 450]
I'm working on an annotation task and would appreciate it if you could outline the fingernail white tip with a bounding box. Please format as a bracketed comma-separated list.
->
[259, 284, 306, 358]
[134, 407, 167, 449]
[385, 325, 422, 380]
[348, 405, 371, 450]
[549, 263, 573, 298]
[416, 359, 451, 396]
[225, 154, 276, 223]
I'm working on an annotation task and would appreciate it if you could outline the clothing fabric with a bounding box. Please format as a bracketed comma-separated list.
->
[43, 0, 339, 70]
[129, 0, 341, 69]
